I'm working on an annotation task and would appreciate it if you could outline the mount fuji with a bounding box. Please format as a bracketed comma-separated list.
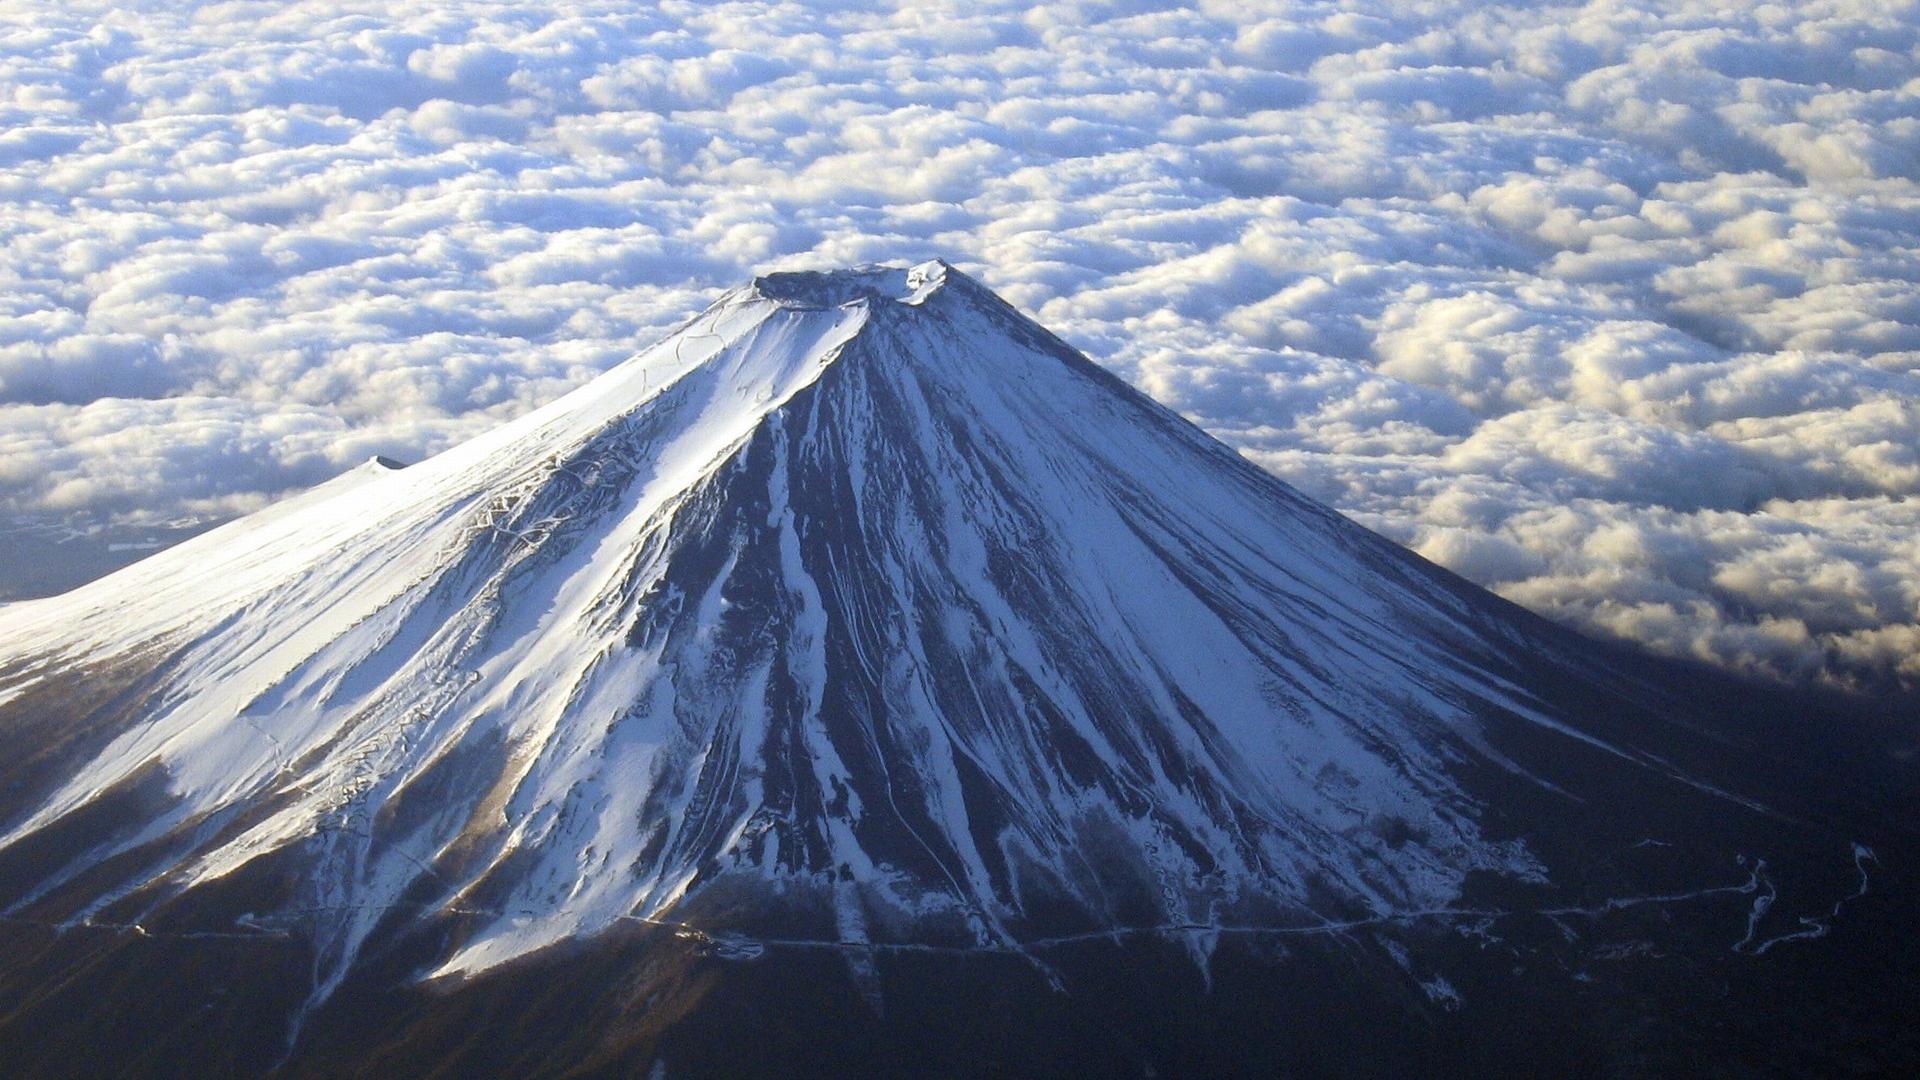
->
[0, 261, 1912, 1077]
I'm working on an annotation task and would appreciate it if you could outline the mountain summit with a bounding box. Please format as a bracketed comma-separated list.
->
[0, 261, 1911, 1077]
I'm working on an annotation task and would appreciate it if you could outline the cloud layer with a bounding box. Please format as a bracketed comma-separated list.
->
[2, 0, 1917, 690]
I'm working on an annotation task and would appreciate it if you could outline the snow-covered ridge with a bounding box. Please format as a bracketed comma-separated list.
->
[0, 262, 1797, 1015]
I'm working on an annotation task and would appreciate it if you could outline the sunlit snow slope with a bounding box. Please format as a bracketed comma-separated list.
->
[0, 262, 1851, 1012]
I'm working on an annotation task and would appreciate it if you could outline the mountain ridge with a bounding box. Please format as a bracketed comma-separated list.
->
[0, 260, 1912, 1077]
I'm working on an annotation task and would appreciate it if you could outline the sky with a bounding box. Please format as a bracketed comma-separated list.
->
[1, 0, 1916, 692]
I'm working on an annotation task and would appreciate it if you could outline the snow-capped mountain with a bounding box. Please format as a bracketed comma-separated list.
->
[0, 262, 1910, 1078]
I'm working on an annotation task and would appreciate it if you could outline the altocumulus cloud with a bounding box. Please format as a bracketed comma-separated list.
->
[1, 0, 1917, 691]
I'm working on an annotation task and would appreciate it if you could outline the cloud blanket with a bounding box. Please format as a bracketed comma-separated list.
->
[2, 0, 1916, 689]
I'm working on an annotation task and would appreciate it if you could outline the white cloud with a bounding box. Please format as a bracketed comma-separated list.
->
[0, 0, 1916, 691]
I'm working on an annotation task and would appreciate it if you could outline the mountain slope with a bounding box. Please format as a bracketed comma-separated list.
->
[0, 261, 1911, 1077]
